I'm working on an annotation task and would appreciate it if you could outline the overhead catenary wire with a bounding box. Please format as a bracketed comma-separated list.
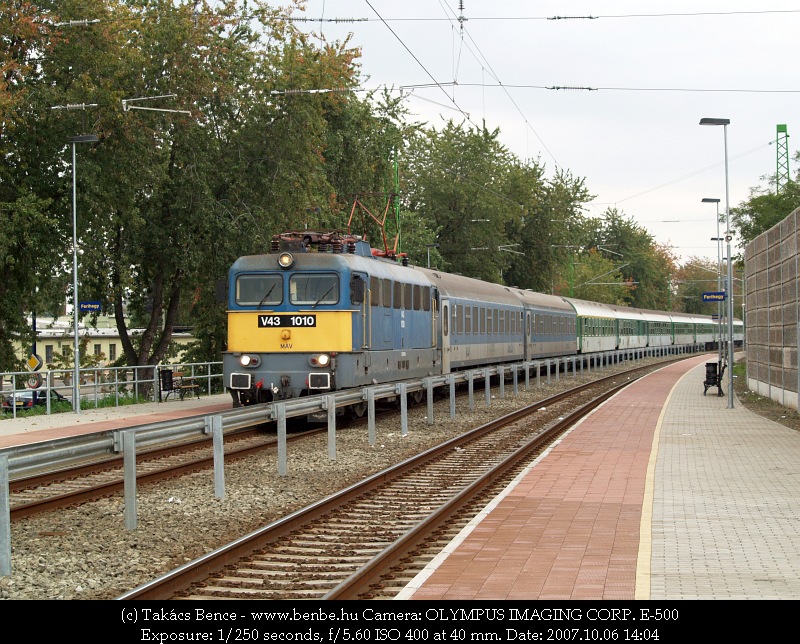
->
[363, 0, 477, 130]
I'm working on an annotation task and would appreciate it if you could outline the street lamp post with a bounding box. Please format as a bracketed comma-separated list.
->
[703, 197, 724, 366]
[68, 134, 98, 413]
[700, 118, 734, 409]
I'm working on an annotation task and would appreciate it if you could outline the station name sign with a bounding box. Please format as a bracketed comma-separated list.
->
[702, 292, 726, 302]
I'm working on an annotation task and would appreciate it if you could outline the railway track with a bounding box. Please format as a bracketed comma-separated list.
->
[7, 404, 405, 521]
[117, 370, 641, 600]
[7, 428, 300, 519]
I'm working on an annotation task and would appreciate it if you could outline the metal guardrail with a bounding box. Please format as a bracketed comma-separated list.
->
[0, 362, 224, 418]
[0, 345, 700, 479]
[0, 344, 701, 576]
[0, 363, 492, 479]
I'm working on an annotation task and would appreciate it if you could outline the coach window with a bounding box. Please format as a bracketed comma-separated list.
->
[465, 306, 472, 334]
[443, 304, 449, 336]
[289, 273, 338, 306]
[236, 274, 283, 306]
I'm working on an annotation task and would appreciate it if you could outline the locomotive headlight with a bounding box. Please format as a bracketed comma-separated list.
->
[239, 354, 262, 368]
[309, 354, 330, 367]
[277, 252, 294, 269]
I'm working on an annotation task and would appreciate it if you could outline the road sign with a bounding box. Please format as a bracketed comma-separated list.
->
[79, 301, 102, 312]
[703, 292, 726, 302]
[26, 353, 43, 372]
[27, 373, 43, 389]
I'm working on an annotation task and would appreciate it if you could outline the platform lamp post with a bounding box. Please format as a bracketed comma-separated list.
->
[703, 197, 724, 366]
[68, 134, 98, 413]
[700, 118, 734, 409]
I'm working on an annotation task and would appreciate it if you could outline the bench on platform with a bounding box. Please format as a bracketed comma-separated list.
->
[158, 368, 200, 401]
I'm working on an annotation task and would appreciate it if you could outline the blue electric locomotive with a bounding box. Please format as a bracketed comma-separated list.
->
[224, 231, 437, 408]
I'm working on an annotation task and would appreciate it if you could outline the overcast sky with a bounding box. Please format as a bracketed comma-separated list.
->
[286, 1, 798, 264]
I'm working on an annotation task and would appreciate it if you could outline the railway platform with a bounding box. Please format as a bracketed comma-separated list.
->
[398, 353, 800, 600]
[0, 392, 232, 449]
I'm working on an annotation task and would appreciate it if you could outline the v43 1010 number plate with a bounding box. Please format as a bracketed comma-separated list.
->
[258, 314, 317, 328]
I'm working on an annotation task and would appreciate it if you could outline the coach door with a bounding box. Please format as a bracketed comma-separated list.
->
[524, 311, 531, 360]
[441, 297, 451, 373]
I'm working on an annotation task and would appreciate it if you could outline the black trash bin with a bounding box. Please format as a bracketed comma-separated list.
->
[703, 361, 723, 396]
[159, 368, 174, 402]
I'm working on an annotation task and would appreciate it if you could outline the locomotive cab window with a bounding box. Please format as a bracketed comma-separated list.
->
[236, 274, 283, 306]
[289, 273, 339, 306]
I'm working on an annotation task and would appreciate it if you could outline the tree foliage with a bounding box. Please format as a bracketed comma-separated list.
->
[2, 0, 758, 372]
[0, 0, 405, 371]
[673, 257, 723, 315]
[731, 169, 800, 256]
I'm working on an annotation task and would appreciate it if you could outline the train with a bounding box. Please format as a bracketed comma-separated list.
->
[222, 230, 744, 412]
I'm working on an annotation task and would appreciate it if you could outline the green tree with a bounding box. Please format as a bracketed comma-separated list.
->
[731, 166, 800, 255]
[673, 258, 722, 315]
[521, 167, 592, 293]
[571, 249, 632, 303]
[584, 208, 675, 309]
[403, 121, 541, 283]
[0, 1, 68, 369]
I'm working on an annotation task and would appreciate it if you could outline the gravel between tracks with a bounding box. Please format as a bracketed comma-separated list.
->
[0, 358, 682, 600]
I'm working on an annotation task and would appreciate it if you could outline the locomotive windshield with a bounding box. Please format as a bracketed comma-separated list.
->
[236, 274, 282, 307]
[289, 273, 339, 306]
